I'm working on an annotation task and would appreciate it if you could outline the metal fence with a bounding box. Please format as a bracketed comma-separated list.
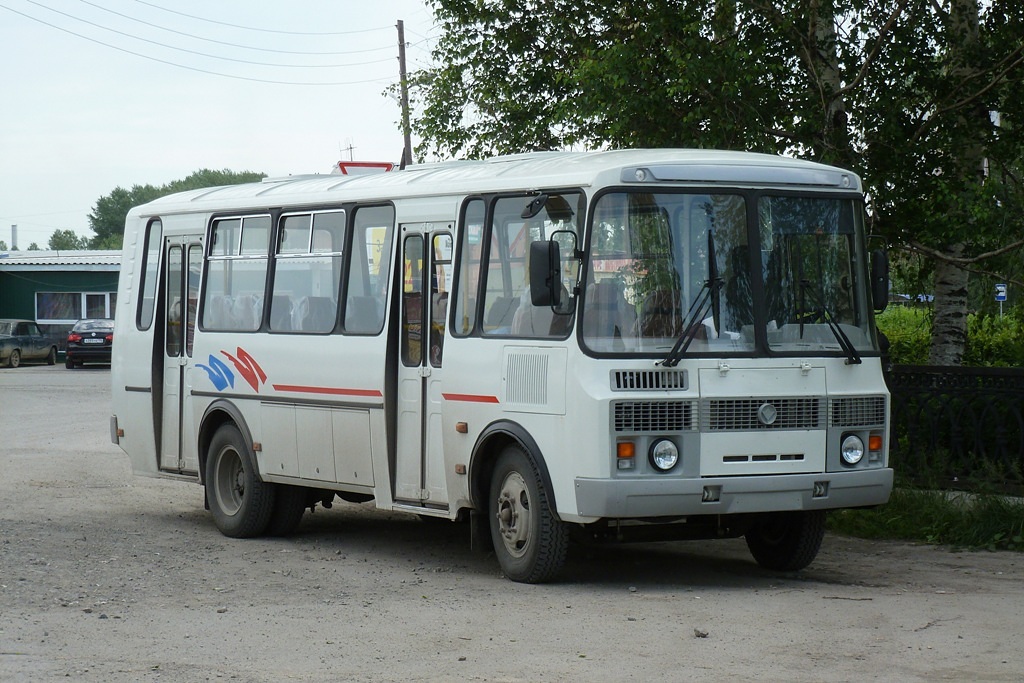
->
[886, 365, 1024, 493]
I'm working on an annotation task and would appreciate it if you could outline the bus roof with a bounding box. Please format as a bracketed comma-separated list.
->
[129, 149, 862, 218]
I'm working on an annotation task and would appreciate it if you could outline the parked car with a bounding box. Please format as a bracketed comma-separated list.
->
[65, 319, 114, 368]
[0, 319, 58, 368]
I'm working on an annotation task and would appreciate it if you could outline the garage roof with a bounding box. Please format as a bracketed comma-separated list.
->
[0, 250, 121, 271]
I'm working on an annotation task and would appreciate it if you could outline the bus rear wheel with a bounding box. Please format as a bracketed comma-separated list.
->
[206, 423, 275, 538]
[266, 485, 309, 537]
[488, 445, 568, 583]
[745, 510, 826, 571]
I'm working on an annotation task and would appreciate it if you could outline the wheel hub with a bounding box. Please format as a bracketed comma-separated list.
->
[495, 472, 530, 558]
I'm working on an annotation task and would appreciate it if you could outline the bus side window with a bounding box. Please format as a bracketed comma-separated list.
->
[203, 216, 270, 332]
[344, 205, 395, 335]
[452, 199, 484, 336]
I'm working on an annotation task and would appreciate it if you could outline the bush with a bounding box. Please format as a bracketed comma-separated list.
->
[829, 487, 1024, 551]
[876, 306, 931, 365]
[964, 313, 1024, 366]
[877, 306, 1024, 367]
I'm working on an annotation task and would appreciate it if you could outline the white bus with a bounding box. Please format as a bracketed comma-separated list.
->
[111, 149, 893, 583]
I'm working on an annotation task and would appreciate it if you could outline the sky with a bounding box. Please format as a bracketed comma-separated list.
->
[0, 0, 436, 248]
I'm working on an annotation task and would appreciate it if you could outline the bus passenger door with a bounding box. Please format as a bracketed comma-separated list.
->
[395, 227, 452, 506]
[159, 237, 202, 473]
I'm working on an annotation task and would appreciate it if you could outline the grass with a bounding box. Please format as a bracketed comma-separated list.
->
[828, 486, 1024, 552]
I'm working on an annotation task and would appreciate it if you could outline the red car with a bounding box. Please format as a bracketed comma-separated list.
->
[65, 319, 114, 368]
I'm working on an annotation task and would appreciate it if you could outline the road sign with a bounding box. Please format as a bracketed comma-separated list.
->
[995, 284, 1007, 302]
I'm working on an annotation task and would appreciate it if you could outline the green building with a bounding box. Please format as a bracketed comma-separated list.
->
[0, 250, 121, 349]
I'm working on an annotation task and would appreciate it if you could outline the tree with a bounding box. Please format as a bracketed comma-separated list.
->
[48, 229, 89, 250]
[0, 240, 7, 250]
[410, 0, 1024, 364]
[27, 243, 40, 250]
[87, 169, 265, 250]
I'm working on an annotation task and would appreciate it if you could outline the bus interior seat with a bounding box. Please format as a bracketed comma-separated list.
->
[485, 296, 519, 332]
[583, 280, 635, 340]
[636, 289, 682, 337]
[303, 296, 337, 332]
[726, 245, 753, 328]
[345, 296, 382, 333]
[230, 294, 261, 331]
[270, 295, 292, 331]
[204, 295, 228, 328]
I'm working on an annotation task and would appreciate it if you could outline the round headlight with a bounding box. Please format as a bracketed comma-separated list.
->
[841, 435, 865, 465]
[649, 439, 679, 472]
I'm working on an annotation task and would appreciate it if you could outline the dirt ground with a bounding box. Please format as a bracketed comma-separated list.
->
[1, 365, 1022, 682]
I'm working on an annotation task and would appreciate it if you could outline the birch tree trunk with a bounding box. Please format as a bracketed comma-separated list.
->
[928, 244, 970, 365]
[928, 0, 987, 365]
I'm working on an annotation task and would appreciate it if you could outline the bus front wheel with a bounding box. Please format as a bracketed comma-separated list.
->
[206, 423, 275, 538]
[488, 445, 569, 583]
[745, 510, 826, 571]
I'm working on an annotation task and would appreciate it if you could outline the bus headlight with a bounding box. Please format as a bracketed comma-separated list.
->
[841, 434, 865, 465]
[649, 439, 679, 472]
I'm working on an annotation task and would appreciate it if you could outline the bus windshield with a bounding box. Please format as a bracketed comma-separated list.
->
[581, 191, 878, 357]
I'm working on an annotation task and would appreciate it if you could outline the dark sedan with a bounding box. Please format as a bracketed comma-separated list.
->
[0, 319, 58, 368]
[66, 319, 114, 368]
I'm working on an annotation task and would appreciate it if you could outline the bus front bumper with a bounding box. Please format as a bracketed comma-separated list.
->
[573, 468, 893, 519]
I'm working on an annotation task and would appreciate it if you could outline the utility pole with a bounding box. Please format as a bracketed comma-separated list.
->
[397, 20, 413, 169]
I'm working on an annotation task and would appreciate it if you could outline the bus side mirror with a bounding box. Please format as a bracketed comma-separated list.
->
[871, 249, 888, 313]
[529, 240, 561, 307]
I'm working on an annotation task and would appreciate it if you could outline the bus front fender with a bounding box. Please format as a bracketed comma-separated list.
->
[467, 420, 558, 516]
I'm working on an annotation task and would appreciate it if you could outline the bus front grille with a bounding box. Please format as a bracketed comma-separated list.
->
[829, 395, 887, 427]
[613, 401, 696, 432]
[700, 397, 826, 431]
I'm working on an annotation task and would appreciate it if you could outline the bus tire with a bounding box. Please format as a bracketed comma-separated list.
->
[488, 444, 569, 583]
[206, 423, 275, 538]
[265, 485, 309, 537]
[745, 510, 826, 571]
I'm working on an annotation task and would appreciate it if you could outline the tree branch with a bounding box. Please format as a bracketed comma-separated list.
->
[905, 237, 1024, 265]
[836, 0, 911, 98]
[912, 46, 1024, 142]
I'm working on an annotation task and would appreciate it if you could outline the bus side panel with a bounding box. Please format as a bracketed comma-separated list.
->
[189, 332, 386, 493]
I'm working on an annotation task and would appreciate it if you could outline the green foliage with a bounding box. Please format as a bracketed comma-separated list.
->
[877, 306, 1024, 366]
[877, 306, 932, 365]
[87, 169, 265, 250]
[828, 488, 1024, 552]
[48, 229, 89, 250]
[27, 243, 40, 251]
[413, 0, 1024, 364]
[965, 312, 1024, 366]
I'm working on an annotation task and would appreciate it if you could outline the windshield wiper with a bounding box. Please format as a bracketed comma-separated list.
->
[660, 229, 722, 368]
[798, 279, 862, 365]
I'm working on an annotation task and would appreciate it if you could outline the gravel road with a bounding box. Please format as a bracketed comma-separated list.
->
[1, 365, 1021, 682]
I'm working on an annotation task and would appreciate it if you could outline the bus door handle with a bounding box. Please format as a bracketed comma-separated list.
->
[418, 366, 432, 378]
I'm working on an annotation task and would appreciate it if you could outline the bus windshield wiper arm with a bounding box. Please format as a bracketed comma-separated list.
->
[661, 228, 722, 368]
[799, 279, 861, 365]
[660, 276, 722, 367]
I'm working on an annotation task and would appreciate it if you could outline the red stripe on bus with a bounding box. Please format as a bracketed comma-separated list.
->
[272, 384, 383, 397]
[442, 393, 500, 404]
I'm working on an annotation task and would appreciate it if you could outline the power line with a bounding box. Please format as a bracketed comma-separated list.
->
[0, 2, 401, 86]
[77, 0, 391, 56]
[132, 0, 394, 36]
[24, 0, 394, 68]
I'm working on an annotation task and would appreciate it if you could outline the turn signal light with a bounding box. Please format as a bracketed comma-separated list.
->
[616, 441, 635, 470]
[868, 434, 883, 452]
